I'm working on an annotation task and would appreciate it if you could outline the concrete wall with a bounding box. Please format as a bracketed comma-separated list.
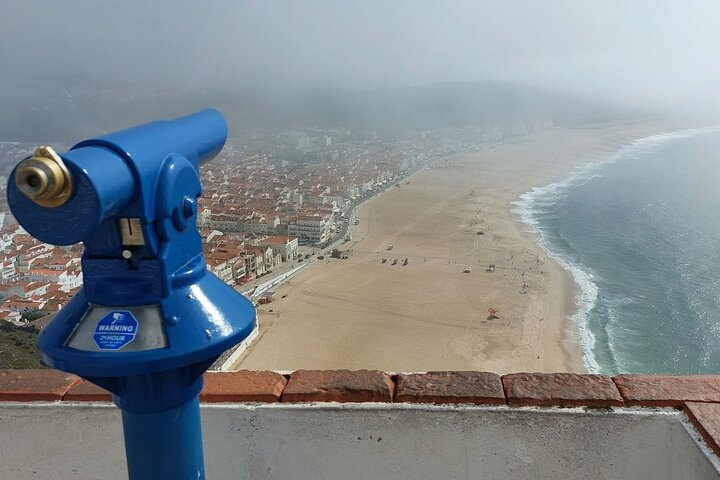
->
[1, 403, 719, 480]
[215, 326, 259, 371]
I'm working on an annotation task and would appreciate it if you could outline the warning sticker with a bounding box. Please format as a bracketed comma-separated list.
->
[92, 311, 139, 350]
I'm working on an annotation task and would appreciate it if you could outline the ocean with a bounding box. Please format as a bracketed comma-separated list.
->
[514, 126, 720, 374]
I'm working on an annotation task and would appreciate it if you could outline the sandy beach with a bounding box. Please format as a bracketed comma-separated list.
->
[233, 121, 668, 373]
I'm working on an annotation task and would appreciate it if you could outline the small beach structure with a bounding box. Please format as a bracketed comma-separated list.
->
[331, 249, 352, 259]
[258, 291, 276, 305]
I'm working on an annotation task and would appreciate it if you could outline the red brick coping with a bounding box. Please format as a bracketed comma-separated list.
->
[2, 370, 720, 456]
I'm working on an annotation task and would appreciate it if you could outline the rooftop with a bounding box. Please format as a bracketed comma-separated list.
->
[1, 370, 720, 479]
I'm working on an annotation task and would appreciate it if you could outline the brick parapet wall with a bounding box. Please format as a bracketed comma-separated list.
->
[3, 369, 720, 457]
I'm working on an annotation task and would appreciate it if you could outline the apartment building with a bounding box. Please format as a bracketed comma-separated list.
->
[288, 215, 331, 245]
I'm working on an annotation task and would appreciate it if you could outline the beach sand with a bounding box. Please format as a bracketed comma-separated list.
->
[233, 121, 667, 373]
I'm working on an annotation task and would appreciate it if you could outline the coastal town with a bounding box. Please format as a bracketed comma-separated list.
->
[0, 120, 551, 331]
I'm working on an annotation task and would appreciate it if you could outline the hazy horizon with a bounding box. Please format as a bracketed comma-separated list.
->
[2, 1, 720, 121]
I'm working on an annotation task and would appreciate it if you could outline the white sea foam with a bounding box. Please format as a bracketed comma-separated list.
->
[510, 124, 720, 373]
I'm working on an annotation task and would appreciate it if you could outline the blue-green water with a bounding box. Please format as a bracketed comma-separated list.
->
[513, 127, 720, 374]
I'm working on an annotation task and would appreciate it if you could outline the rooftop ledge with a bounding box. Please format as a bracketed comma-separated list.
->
[2, 370, 720, 479]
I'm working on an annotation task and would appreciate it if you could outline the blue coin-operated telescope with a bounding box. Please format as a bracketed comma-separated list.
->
[7, 110, 257, 480]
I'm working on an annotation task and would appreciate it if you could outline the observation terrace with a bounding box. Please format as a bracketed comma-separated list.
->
[1, 369, 720, 479]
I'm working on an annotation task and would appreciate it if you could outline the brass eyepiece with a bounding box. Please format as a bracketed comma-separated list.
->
[15, 146, 73, 208]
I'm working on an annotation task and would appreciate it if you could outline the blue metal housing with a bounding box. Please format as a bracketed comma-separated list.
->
[6, 110, 257, 479]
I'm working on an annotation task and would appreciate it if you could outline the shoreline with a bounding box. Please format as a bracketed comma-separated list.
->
[517, 123, 720, 373]
[232, 120, 671, 373]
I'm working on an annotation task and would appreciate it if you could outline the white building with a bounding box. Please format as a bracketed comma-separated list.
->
[288, 216, 331, 245]
[255, 236, 299, 262]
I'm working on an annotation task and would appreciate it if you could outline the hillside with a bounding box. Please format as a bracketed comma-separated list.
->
[0, 321, 46, 369]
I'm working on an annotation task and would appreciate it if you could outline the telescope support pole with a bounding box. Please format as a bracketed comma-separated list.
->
[121, 396, 205, 480]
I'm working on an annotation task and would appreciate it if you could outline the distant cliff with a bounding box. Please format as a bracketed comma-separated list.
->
[0, 79, 640, 142]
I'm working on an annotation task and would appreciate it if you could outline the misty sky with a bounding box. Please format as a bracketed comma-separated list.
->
[2, 0, 720, 116]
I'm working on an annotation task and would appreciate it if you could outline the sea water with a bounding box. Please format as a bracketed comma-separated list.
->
[513, 126, 720, 374]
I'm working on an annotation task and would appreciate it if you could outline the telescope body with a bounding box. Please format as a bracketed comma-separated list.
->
[7, 110, 257, 480]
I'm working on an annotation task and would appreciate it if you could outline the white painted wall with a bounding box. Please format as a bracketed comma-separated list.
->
[0, 403, 718, 480]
